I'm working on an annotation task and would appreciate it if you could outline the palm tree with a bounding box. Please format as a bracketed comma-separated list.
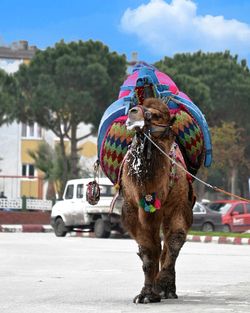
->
[28, 142, 71, 199]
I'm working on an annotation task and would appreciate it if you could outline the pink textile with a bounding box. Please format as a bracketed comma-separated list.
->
[118, 70, 179, 99]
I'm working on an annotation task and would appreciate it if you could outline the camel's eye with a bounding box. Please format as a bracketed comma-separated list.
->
[152, 113, 161, 120]
[144, 111, 152, 120]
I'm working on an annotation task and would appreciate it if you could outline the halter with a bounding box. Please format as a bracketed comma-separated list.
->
[129, 105, 174, 139]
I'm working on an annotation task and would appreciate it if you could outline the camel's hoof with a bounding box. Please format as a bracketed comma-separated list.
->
[133, 292, 161, 304]
[161, 291, 178, 299]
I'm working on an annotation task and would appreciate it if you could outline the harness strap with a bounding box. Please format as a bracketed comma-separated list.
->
[109, 150, 129, 213]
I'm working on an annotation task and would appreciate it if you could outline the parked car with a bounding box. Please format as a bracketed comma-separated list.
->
[51, 177, 123, 238]
[191, 202, 223, 232]
[206, 200, 250, 232]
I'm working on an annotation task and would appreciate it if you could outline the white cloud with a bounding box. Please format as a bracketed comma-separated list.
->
[0, 60, 23, 73]
[120, 0, 250, 57]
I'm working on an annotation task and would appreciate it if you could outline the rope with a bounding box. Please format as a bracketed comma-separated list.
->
[143, 132, 250, 203]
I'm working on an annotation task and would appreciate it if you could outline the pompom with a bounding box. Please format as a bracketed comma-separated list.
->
[154, 198, 161, 209]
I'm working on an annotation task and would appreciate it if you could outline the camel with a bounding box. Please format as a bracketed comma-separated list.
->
[121, 97, 195, 303]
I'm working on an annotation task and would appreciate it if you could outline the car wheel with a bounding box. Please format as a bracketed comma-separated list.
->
[202, 222, 214, 232]
[223, 224, 231, 232]
[54, 218, 68, 237]
[94, 218, 111, 238]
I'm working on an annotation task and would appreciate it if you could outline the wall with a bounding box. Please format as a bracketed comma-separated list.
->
[0, 211, 51, 224]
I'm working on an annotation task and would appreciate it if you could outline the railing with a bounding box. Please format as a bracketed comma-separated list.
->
[0, 198, 52, 211]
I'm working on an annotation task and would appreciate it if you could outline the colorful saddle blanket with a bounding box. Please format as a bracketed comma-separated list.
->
[98, 63, 212, 184]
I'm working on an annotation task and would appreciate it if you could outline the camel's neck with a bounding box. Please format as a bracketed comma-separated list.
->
[126, 135, 172, 185]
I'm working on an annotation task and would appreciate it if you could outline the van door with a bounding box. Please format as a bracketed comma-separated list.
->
[73, 183, 85, 225]
[63, 183, 76, 225]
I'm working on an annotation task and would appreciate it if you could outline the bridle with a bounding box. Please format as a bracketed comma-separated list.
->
[129, 105, 174, 139]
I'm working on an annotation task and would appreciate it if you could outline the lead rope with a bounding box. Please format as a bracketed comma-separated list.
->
[93, 160, 100, 184]
[143, 132, 250, 203]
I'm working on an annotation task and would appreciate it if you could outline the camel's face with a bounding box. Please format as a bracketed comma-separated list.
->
[126, 98, 172, 137]
[126, 105, 146, 131]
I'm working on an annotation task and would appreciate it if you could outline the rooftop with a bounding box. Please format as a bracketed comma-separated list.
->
[0, 40, 38, 60]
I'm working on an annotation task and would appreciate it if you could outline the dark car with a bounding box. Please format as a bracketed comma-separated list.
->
[206, 200, 250, 232]
[192, 202, 223, 232]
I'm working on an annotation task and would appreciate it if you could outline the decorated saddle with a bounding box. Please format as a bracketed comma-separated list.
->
[98, 63, 212, 184]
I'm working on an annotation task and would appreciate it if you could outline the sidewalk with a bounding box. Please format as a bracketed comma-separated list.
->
[1, 224, 250, 245]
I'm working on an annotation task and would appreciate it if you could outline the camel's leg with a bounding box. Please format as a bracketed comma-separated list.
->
[155, 214, 190, 299]
[122, 201, 162, 303]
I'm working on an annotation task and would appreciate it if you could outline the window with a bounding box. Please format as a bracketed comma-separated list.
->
[65, 185, 74, 199]
[37, 125, 42, 138]
[29, 123, 34, 136]
[77, 184, 84, 198]
[246, 204, 250, 213]
[21, 122, 42, 138]
[29, 165, 34, 176]
[21, 123, 27, 137]
[233, 204, 244, 215]
[193, 203, 205, 213]
[100, 185, 116, 197]
[22, 164, 35, 177]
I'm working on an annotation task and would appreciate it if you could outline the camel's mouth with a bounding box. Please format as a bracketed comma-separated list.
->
[126, 118, 145, 131]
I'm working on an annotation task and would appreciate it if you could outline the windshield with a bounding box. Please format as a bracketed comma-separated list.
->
[217, 203, 232, 214]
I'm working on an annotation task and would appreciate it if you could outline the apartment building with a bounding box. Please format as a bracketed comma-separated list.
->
[0, 41, 97, 199]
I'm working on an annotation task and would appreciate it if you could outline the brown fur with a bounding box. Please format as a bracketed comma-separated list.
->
[121, 98, 195, 303]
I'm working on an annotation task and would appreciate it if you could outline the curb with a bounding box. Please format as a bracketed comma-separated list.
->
[0, 224, 53, 233]
[1, 225, 250, 245]
[186, 234, 250, 245]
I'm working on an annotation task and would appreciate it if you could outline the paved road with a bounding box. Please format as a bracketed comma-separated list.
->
[0, 233, 250, 313]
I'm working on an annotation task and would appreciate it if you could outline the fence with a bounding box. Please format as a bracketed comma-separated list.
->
[0, 198, 52, 211]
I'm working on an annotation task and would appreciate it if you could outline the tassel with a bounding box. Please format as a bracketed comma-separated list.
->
[139, 193, 161, 213]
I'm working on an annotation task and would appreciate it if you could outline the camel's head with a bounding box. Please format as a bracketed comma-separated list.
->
[126, 98, 175, 139]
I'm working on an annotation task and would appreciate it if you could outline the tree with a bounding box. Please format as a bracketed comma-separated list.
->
[14, 40, 127, 190]
[155, 51, 250, 198]
[155, 51, 250, 128]
[210, 122, 249, 197]
[28, 142, 71, 199]
[0, 69, 16, 126]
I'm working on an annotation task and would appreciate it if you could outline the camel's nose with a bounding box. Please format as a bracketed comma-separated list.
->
[126, 106, 145, 130]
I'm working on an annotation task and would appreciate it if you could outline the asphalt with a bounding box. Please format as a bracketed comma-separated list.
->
[0, 224, 250, 245]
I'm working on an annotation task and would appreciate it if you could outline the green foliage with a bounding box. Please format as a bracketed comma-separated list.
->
[155, 51, 250, 128]
[14, 39, 127, 183]
[210, 122, 246, 169]
[0, 69, 16, 126]
[28, 142, 71, 199]
[155, 51, 250, 197]
[15, 40, 126, 132]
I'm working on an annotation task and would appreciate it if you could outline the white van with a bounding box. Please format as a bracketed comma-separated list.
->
[50, 177, 123, 238]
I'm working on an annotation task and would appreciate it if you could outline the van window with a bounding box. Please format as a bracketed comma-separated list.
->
[65, 184, 74, 199]
[100, 185, 116, 197]
[77, 184, 84, 198]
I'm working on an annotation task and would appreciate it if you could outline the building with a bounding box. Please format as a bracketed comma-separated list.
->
[0, 41, 97, 199]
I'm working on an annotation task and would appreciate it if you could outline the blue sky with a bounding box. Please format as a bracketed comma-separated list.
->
[1, 0, 250, 66]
